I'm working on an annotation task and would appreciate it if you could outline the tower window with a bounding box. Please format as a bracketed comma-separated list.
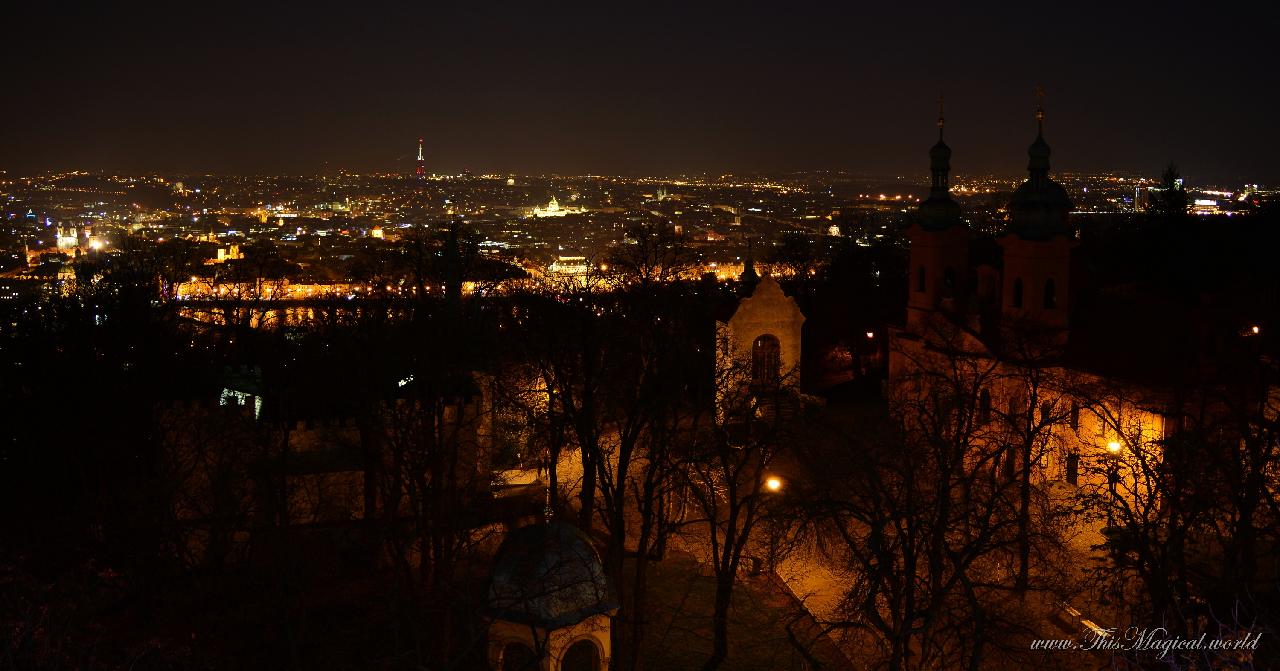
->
[1012, 278, 1024, 308]
[1066, 452, 1079, 485]
[751, 334, 782, 388]
[1043, 278, 1057, 309]
[916, 266, 926, 293]
[943, 267, 956, 298]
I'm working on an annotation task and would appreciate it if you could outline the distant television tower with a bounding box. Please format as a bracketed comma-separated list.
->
[415, 137, 426, 179]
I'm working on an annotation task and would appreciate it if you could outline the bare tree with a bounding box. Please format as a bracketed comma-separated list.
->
[799, 318, 1067, 671]
[1069, 379, 1208, 658]
[1069, 352, 1279, 667]
[607, 220, 690, 288]
[156, 399, 266, 571]
[991, 321, 1076, 592]
[681, 345, 797, 671]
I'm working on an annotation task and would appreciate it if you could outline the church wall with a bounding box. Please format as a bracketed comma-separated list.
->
[887, 329, 1171, 515]
[906, 225, 970, 329]
[998, 235, 1077, 331]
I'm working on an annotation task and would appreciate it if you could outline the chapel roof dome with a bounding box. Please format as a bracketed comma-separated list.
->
[487, 522, 617, 629]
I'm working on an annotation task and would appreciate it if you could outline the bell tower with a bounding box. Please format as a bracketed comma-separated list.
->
[999, 90, 1077, 336]
[906, 96, 970, 329]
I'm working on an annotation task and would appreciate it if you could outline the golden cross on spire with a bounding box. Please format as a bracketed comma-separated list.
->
[937, 94, 945, 131]
[1035, 85, 1046, 123]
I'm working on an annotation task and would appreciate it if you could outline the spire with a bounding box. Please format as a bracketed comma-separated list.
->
[1034, 86, 1045, 137]
[1008, 87, 1073, 239]
[937, 94, 945, 141]
[929, 94, 952, 197]
[417, 137, 425, 161]
[918, 96, 963, 231]
[739, 238, 760, 294]
[1027, 88, 1052, 186]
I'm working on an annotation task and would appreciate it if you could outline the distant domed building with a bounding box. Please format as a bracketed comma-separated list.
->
[530, 195, 586, 218]
[486, 522, 617, 671]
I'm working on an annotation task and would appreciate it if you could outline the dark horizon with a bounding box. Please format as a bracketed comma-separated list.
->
[5, 2, 1278, 183]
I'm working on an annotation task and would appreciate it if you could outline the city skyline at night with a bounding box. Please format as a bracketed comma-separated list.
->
[4, 4, 1279, 671]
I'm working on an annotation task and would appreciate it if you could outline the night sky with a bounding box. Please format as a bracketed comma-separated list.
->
[5, 2, 1277, 182]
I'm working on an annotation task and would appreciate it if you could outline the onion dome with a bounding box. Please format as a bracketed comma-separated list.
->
[917, 96, 964, 231]
[487, 522, 617, 629]
[1008, 96, 1073, 240]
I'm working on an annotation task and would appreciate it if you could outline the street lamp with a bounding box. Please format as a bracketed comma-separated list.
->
[764, 476, 783, 493]
[1105, 442, 1121, 529]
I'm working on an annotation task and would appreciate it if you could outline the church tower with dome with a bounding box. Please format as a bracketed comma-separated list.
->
[905, 97, 972, 330]
[998, 93, 1078, 336]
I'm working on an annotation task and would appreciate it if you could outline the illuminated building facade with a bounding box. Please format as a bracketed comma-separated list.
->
[529, 196, 586, 218]
[889, 101, 1173, 505]
[56, 225, 79, 250]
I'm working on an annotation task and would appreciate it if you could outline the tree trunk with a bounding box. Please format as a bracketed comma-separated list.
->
[627, 503, 656, 671]
[579, 445, 596, 530]
[1016, 438, 1032, 592]
[702, 580, 733, 671]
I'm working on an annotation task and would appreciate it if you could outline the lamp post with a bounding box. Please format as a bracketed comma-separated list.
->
[1105, 441, 1121, 529]
[760, 475, 784, 574]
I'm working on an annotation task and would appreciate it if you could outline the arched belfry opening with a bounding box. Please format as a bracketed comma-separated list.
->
[752, 334, 781, 388]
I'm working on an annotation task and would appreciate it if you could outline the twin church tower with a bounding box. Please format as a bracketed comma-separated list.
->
[902, 96, 1078, 349]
